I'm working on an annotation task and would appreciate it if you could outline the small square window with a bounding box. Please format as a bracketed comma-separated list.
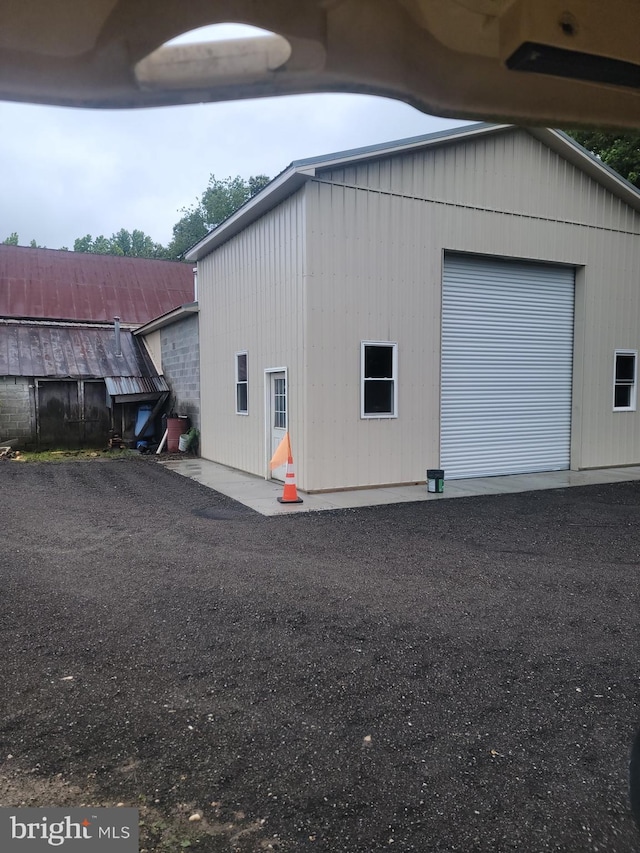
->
[361, 342, 397, 418]
[613, 350, 637, 411]
[236, 352, 248, 414]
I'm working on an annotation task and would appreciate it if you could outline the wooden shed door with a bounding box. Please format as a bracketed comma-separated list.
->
[37, 380, 110, 449]
[38, 381, 80, 448]
[82, 381, 111, 446]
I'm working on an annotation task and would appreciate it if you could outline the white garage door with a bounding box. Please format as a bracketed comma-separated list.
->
[441, 254, 575, 479]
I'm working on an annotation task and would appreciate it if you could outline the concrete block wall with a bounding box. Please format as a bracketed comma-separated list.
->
[160, 314, 200, 430]
[0, 376, 35, 443]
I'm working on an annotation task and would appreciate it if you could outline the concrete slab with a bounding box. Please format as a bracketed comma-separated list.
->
[159, 459, 640, 516]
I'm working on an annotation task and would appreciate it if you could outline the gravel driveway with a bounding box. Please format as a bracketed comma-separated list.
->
[1, 457, 639, 852]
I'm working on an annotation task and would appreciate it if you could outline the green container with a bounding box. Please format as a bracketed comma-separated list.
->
[427, 469, 445, 493]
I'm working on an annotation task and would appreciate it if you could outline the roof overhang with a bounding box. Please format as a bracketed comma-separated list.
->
[105, 375, 170, 403]
[186, 124, 508, 260]
[528, 128, 640, 214]
[185, 170, 312, 261]
[134, 302, 199, 336]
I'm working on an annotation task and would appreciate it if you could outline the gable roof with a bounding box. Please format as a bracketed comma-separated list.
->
[0, 245, 195, 325]
[186, 123, 640, 261]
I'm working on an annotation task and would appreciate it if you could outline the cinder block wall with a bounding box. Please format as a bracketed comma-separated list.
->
[160, 314, 200, 430]
[0, 377, 35, 443]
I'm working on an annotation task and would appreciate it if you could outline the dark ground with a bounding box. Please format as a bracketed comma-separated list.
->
[1, 457, 639, 852]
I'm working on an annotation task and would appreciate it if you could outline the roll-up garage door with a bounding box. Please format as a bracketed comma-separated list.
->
[441, 254, 574, 479]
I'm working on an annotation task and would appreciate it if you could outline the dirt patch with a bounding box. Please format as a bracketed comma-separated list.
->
[0, 764, 277, 852]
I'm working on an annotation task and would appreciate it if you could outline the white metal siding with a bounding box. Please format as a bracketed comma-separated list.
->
[441, 254, 575, 478]
[197, 192, 307, 485]
[197, 128, 640, 492]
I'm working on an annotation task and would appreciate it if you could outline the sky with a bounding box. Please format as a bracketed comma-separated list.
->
[0, 25, 469, 252]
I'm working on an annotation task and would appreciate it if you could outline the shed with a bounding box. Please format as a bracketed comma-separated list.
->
[187, 123, 640, 492]
[0, 319, 168, 448]
[0, 247, 191, 447]
[135, 301, 200, 431]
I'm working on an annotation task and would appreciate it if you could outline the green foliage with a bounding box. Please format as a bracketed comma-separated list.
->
[166, 173, 271, 259]
[567, 130, 640, 187]
[73, 229, 168, 259]
[2, 233, 45, 248]
[166, 206, 208, 261]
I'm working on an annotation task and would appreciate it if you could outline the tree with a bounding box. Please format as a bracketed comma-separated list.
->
[567, 130, 640, 187]
[73, 234, 96, 253]
[110, 228, 168, 259]
[2, 233, 44, 248]
[73, 229, 168, 259]
[167, 173, 271, 259]
[166, 207, 208, 262]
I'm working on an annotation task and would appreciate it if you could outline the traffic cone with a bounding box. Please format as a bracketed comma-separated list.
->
[277, 454, 303, 504]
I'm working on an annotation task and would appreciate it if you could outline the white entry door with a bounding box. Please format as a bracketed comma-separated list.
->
[269, 371, 287, 481]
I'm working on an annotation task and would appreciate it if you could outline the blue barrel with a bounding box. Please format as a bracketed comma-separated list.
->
[135, 404, 155, 439]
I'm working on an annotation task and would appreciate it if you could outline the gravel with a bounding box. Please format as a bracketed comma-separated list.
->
[1, 457, 639, 852]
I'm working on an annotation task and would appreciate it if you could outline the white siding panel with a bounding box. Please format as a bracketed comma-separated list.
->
[304, 163, 640, 489]
[198, 192, 307, 485]
[441, 255, 575, 478]
[319, 129, 640, 235]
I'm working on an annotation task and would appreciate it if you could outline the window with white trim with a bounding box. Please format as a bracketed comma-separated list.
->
[236, 351, 248, 414]
[361, 342, 397, 418]
[613, 350, 637, 411]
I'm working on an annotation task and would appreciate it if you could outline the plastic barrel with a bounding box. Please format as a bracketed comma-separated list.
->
[135, 404, 155, 439]
[167, 417, 187, 453]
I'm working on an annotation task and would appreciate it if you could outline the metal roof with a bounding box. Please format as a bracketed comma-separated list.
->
[0, 320, 161, 380]
[104, 376, 169, 397]
[134, 301, 199, 336]
[0, 245, 195, 324]
[185, 124, 640, 261]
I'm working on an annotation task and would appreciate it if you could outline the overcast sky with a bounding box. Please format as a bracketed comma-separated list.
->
[0, 25, 470, 252]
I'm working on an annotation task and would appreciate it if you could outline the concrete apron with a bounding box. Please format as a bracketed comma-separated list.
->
[160, 459, 640, 517]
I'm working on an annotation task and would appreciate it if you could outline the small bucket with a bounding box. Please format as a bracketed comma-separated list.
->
[427, 469, 445, 493]
[178, 433, 190, 452]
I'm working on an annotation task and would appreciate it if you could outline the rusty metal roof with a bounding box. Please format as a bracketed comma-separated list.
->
[0, 319, 161, 380]
[0, 245, 194, 324]
[104, 376, 169, 396]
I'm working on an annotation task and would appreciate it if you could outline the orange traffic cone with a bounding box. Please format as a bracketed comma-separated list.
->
[278, 454, 303, 504]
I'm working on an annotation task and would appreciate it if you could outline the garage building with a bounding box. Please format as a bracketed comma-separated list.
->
[187, 123, 640, 492]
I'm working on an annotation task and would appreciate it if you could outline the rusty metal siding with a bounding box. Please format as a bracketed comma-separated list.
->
[0, 245, 194, 324]
[0, 321, 160, 379]
[104, 376, 169, 396]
